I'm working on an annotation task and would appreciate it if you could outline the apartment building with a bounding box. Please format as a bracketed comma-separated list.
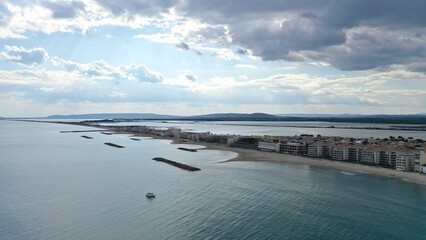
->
[331, 146, 349, 161]
[359, 148, 380, 165]
[396, 153, 415, 171]
[258, 141, 281, 152]
[280, 142, 307, 155]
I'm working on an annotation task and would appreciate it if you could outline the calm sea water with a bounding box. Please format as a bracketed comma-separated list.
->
[102, 121, 426, 139]
[1, 120, 426, 240]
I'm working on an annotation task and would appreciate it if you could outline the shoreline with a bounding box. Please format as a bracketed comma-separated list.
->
[53, 123, 426, 186]
[127, 131, 426, 185]
[203, 141, 426, 185]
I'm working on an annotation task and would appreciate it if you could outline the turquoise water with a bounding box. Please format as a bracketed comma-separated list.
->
[1, 121, 426, 240]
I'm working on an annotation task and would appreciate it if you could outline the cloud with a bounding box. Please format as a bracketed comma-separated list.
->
[2, 0, 426, 73]
[200, 47, 240, 61]
[121, 64, 164, 83]
[1, 0, 153, 38]
[134, 33, 178, 44]
[52, 57, 163, 83]
[1, 45, 49, 66]
[184, 25, 231, 45]
[0, 2, 11, 26]
[94, 0, 178, 16]
[314, 27, 426, 71]
[184, 73, 197, 81]
[235, 48, 249, 55]
[231, 17, 346, 61]
[177, 0, 426, 71]
[176, 41, 190, 50]
[42, 0, 86, 19]
[235, 64, 258, 69]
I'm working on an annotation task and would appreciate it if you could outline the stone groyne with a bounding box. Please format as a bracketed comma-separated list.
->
[152, 157, 201, 171]
[177, 147, 198, 152]
[104, 142, 125, 148]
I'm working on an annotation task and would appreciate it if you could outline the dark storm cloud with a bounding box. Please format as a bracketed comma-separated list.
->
[42, 1, 85, 19]
[320, 0, 426, 29]
[177, 0, 329, 23]
[175, 0, 426, 71]
[231, 17, 346, 61]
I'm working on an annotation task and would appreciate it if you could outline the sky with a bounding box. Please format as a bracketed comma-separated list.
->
[1, 0, 426, 117]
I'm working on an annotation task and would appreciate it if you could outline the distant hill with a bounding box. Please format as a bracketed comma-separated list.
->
[278, 113, 426, 118]
[46, 113, 181, 120]
[185, 113, 281, 121]
[277, 114, 364, 118]
[42, 112, 426, 124]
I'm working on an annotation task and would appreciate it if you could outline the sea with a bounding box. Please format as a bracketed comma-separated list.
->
[1, 120, 426, 240]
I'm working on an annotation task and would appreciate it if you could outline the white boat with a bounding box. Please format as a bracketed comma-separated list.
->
[146, 192, 155, 198]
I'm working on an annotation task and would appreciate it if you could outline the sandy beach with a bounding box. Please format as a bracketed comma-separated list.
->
[113, 129, 426, 185]
[175, 139, 426, 185]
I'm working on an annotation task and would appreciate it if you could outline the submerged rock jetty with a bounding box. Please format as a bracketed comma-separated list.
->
[104, 142, 125, 148]
[177, 147, 197, 152]
[152, 157, 201, 171]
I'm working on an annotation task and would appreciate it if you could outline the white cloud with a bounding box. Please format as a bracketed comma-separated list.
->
[1, 45, 49, 66]
[235, 64, 258, 69]
[1, 0, 152, 38]
[51, 57, 163, 83]
[183, 73, 197, 81]
[199, 47, 240, 61]
[134, 33, 179, 44]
